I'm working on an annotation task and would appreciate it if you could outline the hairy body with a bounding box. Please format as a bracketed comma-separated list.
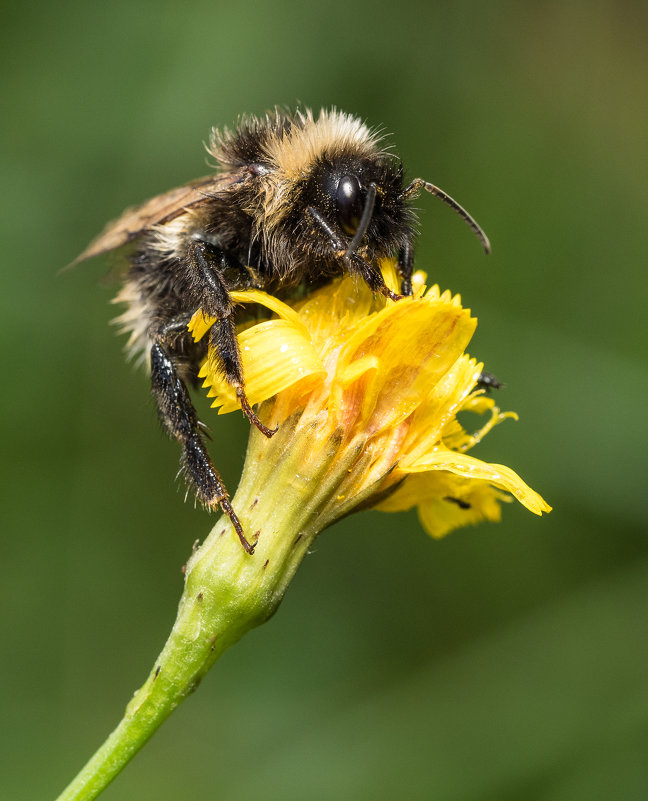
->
[77, 108, 489, 552]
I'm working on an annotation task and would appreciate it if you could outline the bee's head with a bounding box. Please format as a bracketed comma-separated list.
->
[224, 108, 489, 290]
[291, 153, 416, 264]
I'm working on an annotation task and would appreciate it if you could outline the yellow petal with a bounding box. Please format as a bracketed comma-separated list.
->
[378, 258, 401, 296]
[335, 296, 477, 435]
[292, 275, 376, 347]
[377, 471, 512, 538]
[443, 403, 518, 453]
[339, 355, 380, 387]
[188, 310, 216, 342]
[200, 319, 325, 413]
[417, 482, 508, 538]
[401, 449, 551, 516]
[229, 289, 307, 331]
[401, 355, 483, 464]
[189, 288, 309, 345]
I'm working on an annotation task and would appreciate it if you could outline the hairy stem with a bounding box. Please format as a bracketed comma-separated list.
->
[54, 419, 357, 801]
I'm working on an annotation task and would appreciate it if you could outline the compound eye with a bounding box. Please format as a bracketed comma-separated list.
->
[336, 174, 363, 236]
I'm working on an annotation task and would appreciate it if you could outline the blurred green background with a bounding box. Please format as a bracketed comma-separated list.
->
[2, 1, 647, 799]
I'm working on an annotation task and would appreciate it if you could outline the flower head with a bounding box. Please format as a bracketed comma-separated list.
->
[189, 261, 550, 540]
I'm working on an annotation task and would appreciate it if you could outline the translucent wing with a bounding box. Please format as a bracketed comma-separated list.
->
[73, 174, 236, 264]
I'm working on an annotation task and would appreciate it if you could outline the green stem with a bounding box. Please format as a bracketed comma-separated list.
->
[54, 420, 357, 801]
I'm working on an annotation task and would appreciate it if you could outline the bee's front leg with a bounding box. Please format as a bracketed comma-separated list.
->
[305, 207, 401, 302]
[188, 240, 276, 438]
[397, 240, 414, 297]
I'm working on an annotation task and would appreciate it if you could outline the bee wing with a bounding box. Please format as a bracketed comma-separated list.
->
[73, 174, 235, 264]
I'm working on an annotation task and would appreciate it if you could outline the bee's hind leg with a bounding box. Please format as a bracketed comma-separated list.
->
[149, 339, 256, 554]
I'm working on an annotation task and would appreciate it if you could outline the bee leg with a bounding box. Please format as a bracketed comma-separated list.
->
[208, 316, 277, 438]
[160, 313, 194, 336]
[189, 241, 277, 439]
[150, 340, 256, 555]
[397, 241, 414, 296]
[347, 251, 402, 302]
[306, 206, 401, 302]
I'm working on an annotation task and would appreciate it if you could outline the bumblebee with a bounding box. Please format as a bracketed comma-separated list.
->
[76, 108, 490, 553]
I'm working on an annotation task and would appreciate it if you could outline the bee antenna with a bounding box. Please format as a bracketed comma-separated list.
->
[346, 183, 377, 257]
[402, 178, 491, 254]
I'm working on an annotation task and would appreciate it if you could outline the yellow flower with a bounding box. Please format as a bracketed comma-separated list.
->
[56, 262, 550, 801]
[189, 261, 550, 539]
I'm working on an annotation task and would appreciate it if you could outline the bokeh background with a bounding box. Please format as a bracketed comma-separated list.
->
[2, 1, 647, 799]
